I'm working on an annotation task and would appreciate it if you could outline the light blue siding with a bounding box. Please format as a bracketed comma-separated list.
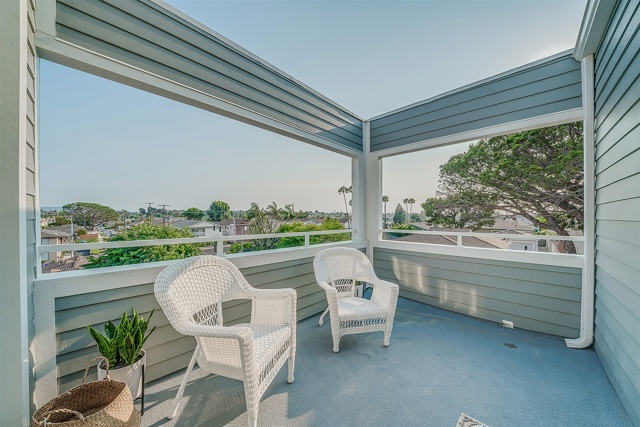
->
[370, 52, 582, 152]
[594, 1, 640, 425]
[53, 0, 363, 152]
[373, 248, 582, 337]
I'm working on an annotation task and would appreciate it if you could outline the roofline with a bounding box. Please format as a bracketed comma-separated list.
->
[573, 0, 619, 60]
[149, 0, 363, 121]
[366, 49, 575, 122]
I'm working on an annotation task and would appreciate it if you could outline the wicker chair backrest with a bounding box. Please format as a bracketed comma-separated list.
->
[313, 248, 376, 294]
[155, 255, 251, 332]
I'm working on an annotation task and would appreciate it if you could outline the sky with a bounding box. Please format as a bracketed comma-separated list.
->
[39, 0, 587, 213]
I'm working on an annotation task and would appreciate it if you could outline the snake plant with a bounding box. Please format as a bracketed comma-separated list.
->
[88, 308, 156, 368]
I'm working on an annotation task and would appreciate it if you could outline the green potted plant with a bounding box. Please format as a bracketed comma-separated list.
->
[88, 308, 156, 400]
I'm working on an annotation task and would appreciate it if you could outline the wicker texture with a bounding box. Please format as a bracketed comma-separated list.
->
[154, 255, 296, 427]
[31, 359, 140, 427]
[313, 248, 399, 352]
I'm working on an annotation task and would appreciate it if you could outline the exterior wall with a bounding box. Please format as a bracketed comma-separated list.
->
[53, 0, 363, 152]
[373, 248, 582, 337]
[0, 0, 37, 423]
[593, 1, 640, 425]
[369, 52, 582, 152]
[48, 256, 326, 393]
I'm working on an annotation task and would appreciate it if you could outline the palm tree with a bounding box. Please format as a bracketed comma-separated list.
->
[403, 198, 409, 223]
[267, 201, 284, 220]
[382, 195, 389, 227]
[338, 185, 352, 228]
[408, 198, 415, 222]
[284, 204, 295, 221]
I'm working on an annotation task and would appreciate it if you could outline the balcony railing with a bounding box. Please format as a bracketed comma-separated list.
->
[38, 229, 353, 274]
[379, 228, 584, 255]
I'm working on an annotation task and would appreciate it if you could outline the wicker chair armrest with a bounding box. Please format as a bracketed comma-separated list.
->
[371, 278, 399, 309]
[317, 280, 337, 295]
[250, 288, 297, 326]
[179, 323, 254, 343]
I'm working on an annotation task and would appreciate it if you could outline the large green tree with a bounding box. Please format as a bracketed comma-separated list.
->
[63, 202, 119, 230]
[85, 223, 201, 268]
[422, 192, 495, 230]
[182, 207, 205, 220]
[207, 200, 232, 222]
[423, 122, 583, 251]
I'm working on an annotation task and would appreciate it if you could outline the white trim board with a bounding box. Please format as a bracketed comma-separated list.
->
[373, 240, 584, 269]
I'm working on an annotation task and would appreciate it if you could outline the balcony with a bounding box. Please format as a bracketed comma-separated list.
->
[31, 236, 629, 426]
[2, 0, 639, 426]
[133, 297, 628, 426]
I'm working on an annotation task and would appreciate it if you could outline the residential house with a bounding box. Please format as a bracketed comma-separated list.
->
[39, 228, 70, 262]
[170, 219, 221, 238]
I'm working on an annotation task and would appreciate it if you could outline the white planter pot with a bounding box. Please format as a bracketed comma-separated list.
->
[97, 349, 146, 399]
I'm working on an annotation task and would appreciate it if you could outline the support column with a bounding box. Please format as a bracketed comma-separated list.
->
[363, 122, 382, 262]
[0, 0, 31, 424]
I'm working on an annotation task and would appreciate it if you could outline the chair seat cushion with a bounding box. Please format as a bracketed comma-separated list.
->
[197, 323, 291, 380]
[241, 323, 291, 373]
[337, 297, 388, 321]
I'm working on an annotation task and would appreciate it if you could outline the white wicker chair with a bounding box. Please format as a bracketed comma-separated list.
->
[154, 255, 296, 427]
[313, 247, 399, 352]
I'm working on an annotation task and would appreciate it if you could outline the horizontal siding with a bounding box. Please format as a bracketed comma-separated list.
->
[593, 1, 640, 425]
[55, 256, 325, 393]
[373, 248, 581, 337]
[370, 53, 582, 152]
[54, 0, 362, 152]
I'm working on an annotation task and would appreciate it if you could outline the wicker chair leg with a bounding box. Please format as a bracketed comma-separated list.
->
[287, 355, 295, 384]
[244, 387, 259, 427]
[318, 307, 329, 326]
[383, 332, 391, 347]
[168, 344, 200, 419]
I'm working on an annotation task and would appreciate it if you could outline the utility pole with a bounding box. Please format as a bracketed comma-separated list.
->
[145, 202, 154, 222]
[159, 204, 170, 227]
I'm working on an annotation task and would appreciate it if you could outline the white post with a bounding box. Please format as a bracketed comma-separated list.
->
[363, 122, 382, 263]
[457, 234, 462, 247]
[217, 238, 224, 256]
[351, 139, 367, 243]
[0, 0, 31, 423]
[304, 233, 310, 247]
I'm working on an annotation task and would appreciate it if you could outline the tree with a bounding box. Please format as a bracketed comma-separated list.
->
[422, 192, 495, 230]
[267, 201, 284, 220]
[63, 202, 119, 230]
[85, 223, 201, 268]
[382, 195, 389, 227]
[206, 200, 232, 222]
[426, 122, 583, 252]
[338, 185, 352, 228]
[51, 215, 70, 226]
[408, 198, 415, 222]
[393, 203, 406, 225]
[274, 219, 349, 249]
[403, 198, 409, 223]
[182, 207, 205, 220]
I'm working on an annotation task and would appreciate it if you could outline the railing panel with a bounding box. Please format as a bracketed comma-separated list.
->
[373, 247, 582, 338]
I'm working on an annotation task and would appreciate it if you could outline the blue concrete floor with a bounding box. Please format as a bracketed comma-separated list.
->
[142, 298, 633, 426]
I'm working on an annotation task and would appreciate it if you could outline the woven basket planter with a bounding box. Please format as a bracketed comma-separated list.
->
[31, 357, 141, 427]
